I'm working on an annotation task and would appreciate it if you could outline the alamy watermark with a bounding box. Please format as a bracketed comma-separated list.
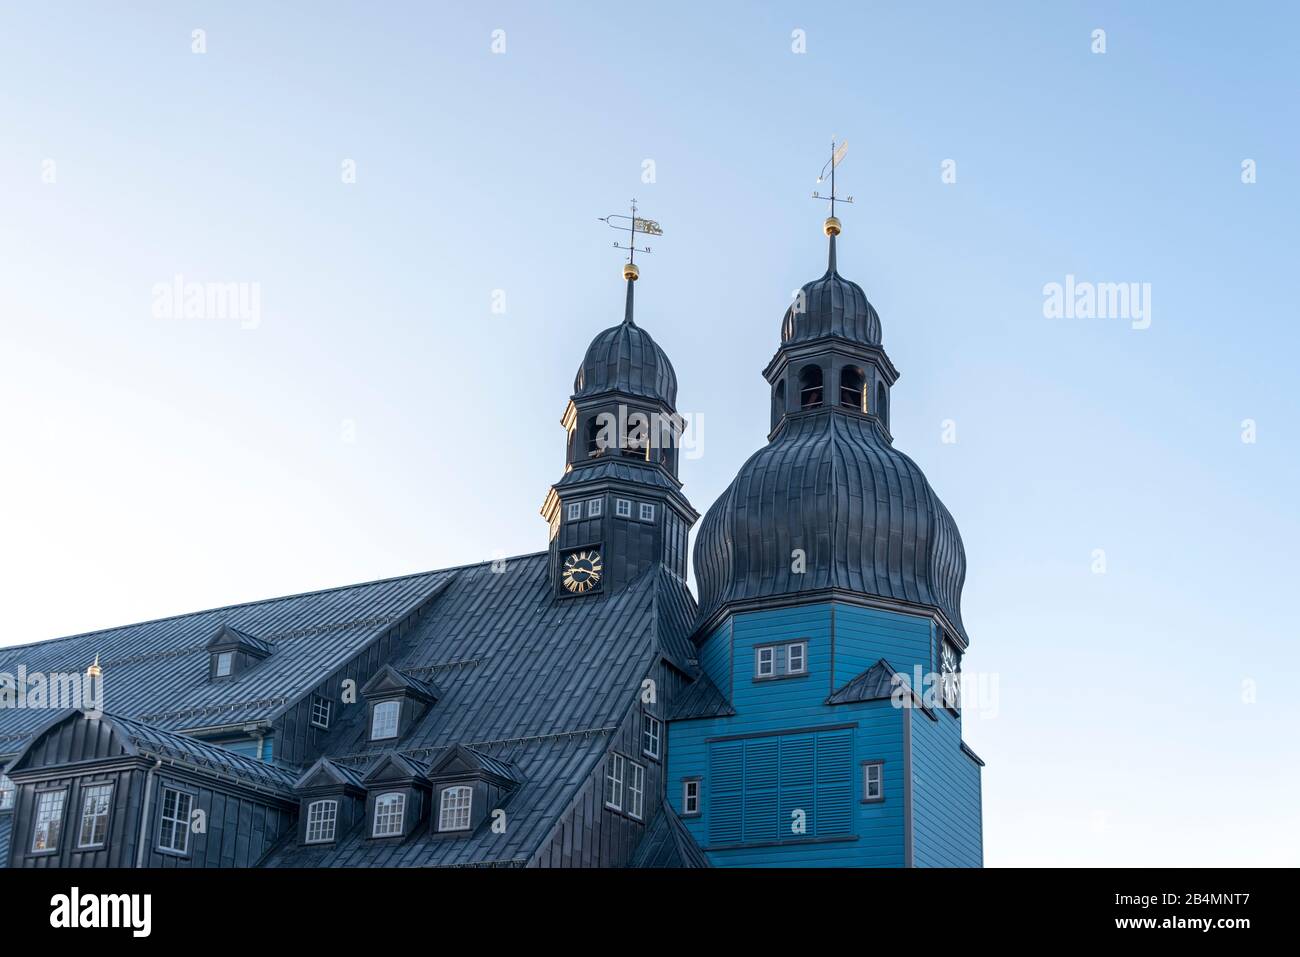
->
[1043, 274, 1151, 330]
[152, 274, 261, 329]
[1, 665, 103, 716]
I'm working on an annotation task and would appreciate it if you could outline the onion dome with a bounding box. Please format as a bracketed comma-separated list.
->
[692, 411, 968, 638]
[780, 235, 882, 346]
[573, 279, 678, 406]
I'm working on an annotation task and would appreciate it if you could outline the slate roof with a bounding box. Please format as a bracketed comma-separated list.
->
[0, 568, 457, 754]
[692, 409, 968, 640]
[573, 281, 678, 406]
[669, 673, 735, 720]
[827, 658, 898, 704]
[629, 804, 710, 868]
[9, 710, 299, 794]
[263, 552, 697, 867]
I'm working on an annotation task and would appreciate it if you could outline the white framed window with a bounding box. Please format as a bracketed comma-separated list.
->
[76, 783, 113, 849]
[372, 792, 405, 837]
[310, 694, 332, 730]
[587, 497, 603, 517]
[615, 498, 632, 518]
[439, 785, 473, 832]
[305, 799, 338, 843]
[756, 646, 775, 678]
[0, 773, 14, 810]
[787, 641, 807, 675]
[370, 700, 400, 740]
[864, 762, 884, 802]
[638, 502, 655, 522]
[31, 789, 67, 853]
[605, 753, 625, 810]
[566, 502, 582, 522]
[628, 762, 645, 820]
[642, 714, 661, 760]
[157, 786, 193, 854]
[682, 779, 700, 816]
[215, 652, 233, 677]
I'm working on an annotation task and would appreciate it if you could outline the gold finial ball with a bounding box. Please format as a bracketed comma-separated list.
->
[623, 262, 640, 281]
[823, 216, 842, 237]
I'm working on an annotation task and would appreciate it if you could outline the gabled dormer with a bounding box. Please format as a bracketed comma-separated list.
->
[361, 752, 430, 841]
[206, 624, 272, 682]
[360, 665, 440, 743]
[427, 745, 521, 838]
[293, 758, 366, 846]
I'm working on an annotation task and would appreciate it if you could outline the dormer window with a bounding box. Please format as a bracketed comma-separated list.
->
[305, 799, 338, 843]
[0, 773, 14, 810]
[361, 665, 441, 744]
[372, 792, 405, 837]
[370, 701, 400, 741]
[206, 624, 272, 682]
[438, 786, 473, 831]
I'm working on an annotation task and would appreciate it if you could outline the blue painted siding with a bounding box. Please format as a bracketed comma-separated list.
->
[910, 709, 982, 867]
[833, 602, 934, 688]
[670, 600, 981, 867]
[697, 619, 731, 697]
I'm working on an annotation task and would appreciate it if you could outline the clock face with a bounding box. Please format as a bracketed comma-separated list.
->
[940, 643, 959, 708]
[562, 549, 603, 593]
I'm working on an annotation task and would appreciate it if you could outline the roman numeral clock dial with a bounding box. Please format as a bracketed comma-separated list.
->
[562, 549, 603, 593]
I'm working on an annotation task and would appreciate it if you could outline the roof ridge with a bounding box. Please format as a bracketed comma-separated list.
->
[0, 551, 551, 654]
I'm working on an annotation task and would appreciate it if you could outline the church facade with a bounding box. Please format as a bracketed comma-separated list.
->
[0, 215, 983, 868]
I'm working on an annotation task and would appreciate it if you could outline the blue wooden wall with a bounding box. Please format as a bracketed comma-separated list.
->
[668, 601, 982, 867]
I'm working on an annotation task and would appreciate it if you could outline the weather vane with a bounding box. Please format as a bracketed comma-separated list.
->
[599, 199, 663, 280]
[812, 137, 853, 235]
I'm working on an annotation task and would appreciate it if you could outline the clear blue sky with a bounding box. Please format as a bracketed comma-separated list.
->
[2, 2, 1297, 866]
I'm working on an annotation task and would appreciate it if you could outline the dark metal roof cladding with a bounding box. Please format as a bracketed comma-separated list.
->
[693, 388, 967, 639]
[827, 658, 899, 705]
[573, 280, 678, 405]
[627, 804, 710, 868]
[781, 236, 882, 346]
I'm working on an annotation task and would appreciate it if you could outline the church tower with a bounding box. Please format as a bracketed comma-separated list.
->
[540, 211, 697, 598]
[668, 148, 984, 867]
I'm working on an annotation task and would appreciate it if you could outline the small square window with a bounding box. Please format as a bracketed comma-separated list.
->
[682, 779, 700, 817]
[642, 714, 661, 760]
[566, 502, 582, 522]
[756, 647, 775, 678]
[787, 641, 807, 675]
[615, 498, 632, 518]
[310, 694, 332, 730]
[588, 498, 603, 517]
[638, 503, 655, 522]
[215, 652, 233, 677]
[863, 762, 884, 802]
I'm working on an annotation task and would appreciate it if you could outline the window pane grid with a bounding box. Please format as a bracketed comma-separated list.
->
[158, 787, 192, 854]
[439, 786, 473, 831]
[32, 789, 66, 852]
[77, 784, 113, 848]
[371, 700, 400, 740]
[373, 793, 405, 836]
[306, 799, 338, 843]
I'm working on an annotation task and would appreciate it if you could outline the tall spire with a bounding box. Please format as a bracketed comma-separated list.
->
[623, 270, 636, 325]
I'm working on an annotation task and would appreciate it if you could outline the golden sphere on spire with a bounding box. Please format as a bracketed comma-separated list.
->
[823, 216, 842, 237]
[623, 262, 640, 281]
